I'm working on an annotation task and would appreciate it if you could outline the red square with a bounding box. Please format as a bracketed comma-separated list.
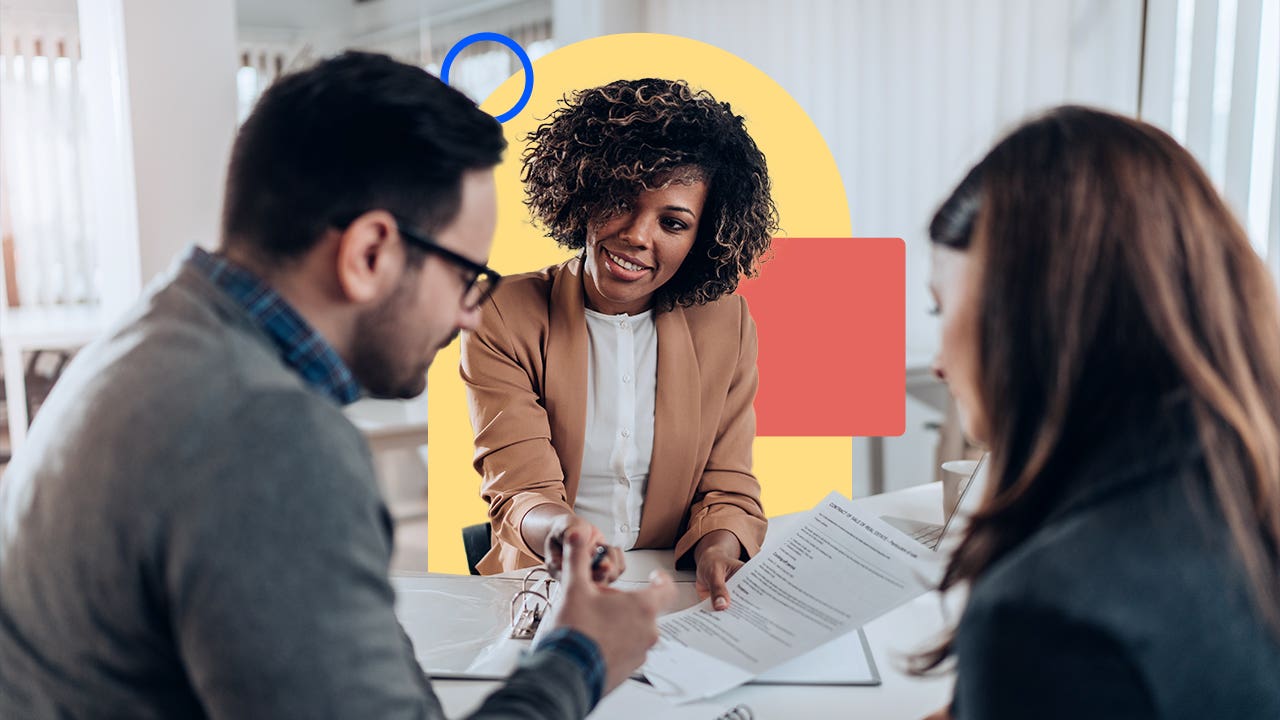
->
[738, 238, 905, 436]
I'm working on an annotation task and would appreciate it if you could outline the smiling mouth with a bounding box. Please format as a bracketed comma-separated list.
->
[603, 247, 651, 272]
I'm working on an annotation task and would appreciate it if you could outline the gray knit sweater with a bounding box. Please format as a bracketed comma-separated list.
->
[0, 259, 593, 719]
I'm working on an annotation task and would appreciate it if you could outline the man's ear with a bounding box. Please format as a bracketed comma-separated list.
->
[334, 209, 402, 304]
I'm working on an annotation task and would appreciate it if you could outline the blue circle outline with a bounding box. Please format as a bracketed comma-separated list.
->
[440, 32, 534, 123]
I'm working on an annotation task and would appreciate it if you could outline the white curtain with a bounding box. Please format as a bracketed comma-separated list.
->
[235, 1, 555, 120]
[1142, 0, 1280, 264]
[0, 17, 97, 308]
[235, 41, 305, 124]
[424, 21, 555, 105]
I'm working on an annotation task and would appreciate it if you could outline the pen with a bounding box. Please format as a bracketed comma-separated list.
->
[590, 544, 609, 571]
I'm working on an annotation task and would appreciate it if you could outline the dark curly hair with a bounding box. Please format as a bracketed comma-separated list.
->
[521, 78, 779, 309]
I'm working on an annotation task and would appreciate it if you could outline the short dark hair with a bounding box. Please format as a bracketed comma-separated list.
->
[521, 78, 778, 309]
[222, 51, 505, 261]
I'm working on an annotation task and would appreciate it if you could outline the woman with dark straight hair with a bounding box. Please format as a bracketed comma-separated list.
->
[922, 105, 1280, 719]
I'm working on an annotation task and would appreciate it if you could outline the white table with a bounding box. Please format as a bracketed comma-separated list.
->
[1, 305, 108, 452]
[400, 483, 956, 720]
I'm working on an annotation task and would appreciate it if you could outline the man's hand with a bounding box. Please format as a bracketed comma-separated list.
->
[544, 514, 624, 584]
[693, 529, 746, 611]
[549, 529, 677, 692]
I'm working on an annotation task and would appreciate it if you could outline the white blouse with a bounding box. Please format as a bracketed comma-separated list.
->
[573, 307, 658, 550]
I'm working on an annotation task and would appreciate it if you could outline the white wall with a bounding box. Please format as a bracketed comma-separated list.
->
[551, 0, 642, 45]
[78, 0, 239, 316]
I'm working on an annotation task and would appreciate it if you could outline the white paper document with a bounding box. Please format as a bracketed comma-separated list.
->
[643, 491, 944, 701]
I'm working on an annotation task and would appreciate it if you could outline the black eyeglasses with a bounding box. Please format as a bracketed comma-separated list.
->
[394, 219, 501, 311]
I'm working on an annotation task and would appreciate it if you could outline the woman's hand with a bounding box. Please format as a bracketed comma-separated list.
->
[544, 514, 625, 584]
[693, 529, 746, 610]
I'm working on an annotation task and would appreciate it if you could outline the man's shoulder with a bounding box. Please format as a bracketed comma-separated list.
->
[36, 268, 360, 475]
[0, 270, 375, 575]
[180, 387, 373, 504]
[105, 267, 317, 401]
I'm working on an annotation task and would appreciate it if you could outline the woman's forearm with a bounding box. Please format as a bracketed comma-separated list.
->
[520, 504, 577, 559]
[693, 529, 745, 563]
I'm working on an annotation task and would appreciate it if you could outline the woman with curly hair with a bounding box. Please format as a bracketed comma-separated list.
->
[460, 79, 778, 609]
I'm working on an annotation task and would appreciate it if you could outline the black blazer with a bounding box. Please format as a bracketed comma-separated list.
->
[952, 408, 1280, 719]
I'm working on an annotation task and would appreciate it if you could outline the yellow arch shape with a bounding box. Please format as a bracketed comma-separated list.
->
[427, 33, 855, 573]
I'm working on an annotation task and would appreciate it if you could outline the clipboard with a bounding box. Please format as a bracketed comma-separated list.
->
[394, 574, 528, 679]
[753, 627, 880, 685]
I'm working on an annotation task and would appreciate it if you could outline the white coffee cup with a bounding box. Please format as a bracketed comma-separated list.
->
[941, 459, 979, 516]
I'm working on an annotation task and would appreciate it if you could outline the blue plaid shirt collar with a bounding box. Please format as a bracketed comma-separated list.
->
[187, 246, 362, 405]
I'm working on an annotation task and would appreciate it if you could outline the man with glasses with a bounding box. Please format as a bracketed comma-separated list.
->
[0, 52, 674, 719]
[393, 214, 503, 313]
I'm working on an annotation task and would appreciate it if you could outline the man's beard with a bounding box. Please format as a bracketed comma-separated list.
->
[349, 275, 428, 399]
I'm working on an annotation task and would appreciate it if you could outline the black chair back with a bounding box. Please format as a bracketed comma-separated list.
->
[461, 522, 492, 576]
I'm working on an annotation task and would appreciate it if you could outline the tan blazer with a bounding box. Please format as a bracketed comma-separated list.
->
[461, 257, 768, 574]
